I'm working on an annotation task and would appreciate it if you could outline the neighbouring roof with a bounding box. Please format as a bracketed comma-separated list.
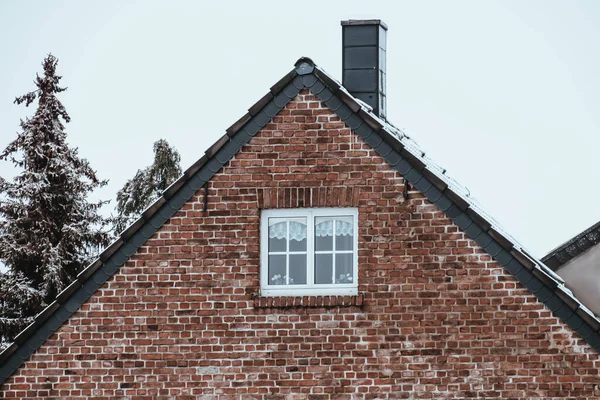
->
[542, 220, 600, 271]
[2, 58, 600, 384]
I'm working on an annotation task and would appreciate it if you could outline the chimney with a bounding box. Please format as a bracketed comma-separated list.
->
[341, 19, 387, 119]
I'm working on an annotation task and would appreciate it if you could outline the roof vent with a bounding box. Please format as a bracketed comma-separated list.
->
[341, 19, 387, 119]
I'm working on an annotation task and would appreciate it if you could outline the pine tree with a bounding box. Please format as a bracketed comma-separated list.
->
[0, 54, 112, 345]
[114, 139, 182, 233]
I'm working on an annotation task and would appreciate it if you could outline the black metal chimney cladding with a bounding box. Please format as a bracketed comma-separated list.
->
[341, 19, 387, 119]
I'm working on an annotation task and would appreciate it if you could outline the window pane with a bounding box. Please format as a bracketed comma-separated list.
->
[335, 253, 353, 284]
[315, 217, 333, 251]
[336, 234, 353, 251]
[289, 221, 307, 251]
[289, 254, 307, 285]
[290, 237, 307, 251]
[268, 220, 287, 252]
[269, 237, 286, 252]
[335, 217, 353, 250]
[315, 234, 333, 251]
[268, 255, 286, 285]
[315, 254, 333, 284]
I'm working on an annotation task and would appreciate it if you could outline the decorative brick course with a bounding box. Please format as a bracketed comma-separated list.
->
[253, 295, 364, 309]
[2, 90, 600, 399]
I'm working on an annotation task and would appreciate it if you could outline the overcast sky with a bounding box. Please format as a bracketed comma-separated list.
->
[1, 1, 599, 258]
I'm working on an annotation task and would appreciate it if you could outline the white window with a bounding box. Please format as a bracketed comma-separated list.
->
[260, 208, 358, 296]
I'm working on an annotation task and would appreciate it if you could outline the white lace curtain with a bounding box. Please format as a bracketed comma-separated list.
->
[269, 220, 353, 240]
[269, 221, 307, 241]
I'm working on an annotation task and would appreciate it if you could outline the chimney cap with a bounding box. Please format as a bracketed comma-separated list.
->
[341, 19, 388, 30]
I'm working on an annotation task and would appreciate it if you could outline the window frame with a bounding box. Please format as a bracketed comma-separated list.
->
[260, 207, 359, 297]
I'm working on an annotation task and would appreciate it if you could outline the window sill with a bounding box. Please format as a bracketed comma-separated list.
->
[253, 294, 363, 309]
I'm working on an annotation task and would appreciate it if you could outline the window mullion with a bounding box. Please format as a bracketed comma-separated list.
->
[261, 215, 268, 292]
[332, 218, 336, 284]
[353, 208, 358, 287]
[286, 220, 290, 285]
[308, 211, 314, 288]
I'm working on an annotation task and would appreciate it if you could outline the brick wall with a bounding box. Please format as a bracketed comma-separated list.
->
[2, 90, 599, 399]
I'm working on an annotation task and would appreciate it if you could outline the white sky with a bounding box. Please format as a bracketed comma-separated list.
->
[1, 1, 599, 258]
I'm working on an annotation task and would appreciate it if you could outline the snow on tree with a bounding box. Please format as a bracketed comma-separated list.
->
[114, 139, 182, 234]
[0, 272, 43, 347]
[0, 54, 112, 345]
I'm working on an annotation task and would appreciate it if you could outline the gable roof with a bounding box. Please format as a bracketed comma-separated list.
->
[2, 58, 600, 384]
[542, 220, 600, 271]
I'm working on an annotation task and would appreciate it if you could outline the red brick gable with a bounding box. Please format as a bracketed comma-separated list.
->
[2, 90, 599, 399]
